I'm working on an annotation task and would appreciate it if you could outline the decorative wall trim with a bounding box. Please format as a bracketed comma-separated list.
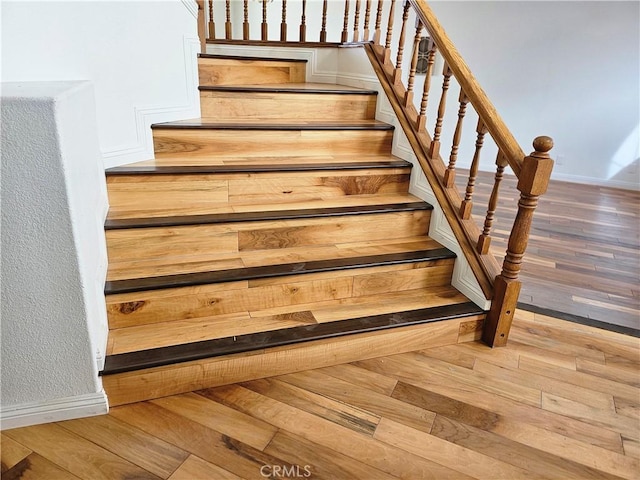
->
[0, 392, 109, 430]
[181, 0, 199, 19]
[102, 35, 201, 169]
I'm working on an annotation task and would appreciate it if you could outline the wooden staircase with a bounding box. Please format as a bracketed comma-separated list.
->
[100, 54, 486, 406]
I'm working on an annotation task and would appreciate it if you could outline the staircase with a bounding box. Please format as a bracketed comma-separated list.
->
[100, 54, 486, 406]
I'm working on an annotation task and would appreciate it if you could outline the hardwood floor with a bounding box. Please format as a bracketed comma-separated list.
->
[3, 310, 639, 480]
[457, 171, 639, 333]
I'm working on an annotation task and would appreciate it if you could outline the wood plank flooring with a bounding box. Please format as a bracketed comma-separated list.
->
[456, 171, 639, 333]
[3, 310, 639, 479]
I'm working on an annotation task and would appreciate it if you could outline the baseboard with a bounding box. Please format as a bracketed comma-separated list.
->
[549, 171, 639, 191]
[1, 391, 109, 430]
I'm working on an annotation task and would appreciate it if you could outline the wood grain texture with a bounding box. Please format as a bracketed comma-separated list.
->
[6, 311, 638, 480]
[197, 56, 306, 86]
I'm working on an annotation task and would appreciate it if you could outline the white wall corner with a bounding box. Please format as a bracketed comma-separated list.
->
[102, 35, 201, 169]
[0, 392, 109, 431]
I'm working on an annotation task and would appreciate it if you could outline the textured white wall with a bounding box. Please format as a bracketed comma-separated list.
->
[1, 0, 201, 168]
[1, 81, 109, 426]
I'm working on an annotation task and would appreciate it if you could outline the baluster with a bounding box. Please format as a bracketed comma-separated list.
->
[392, 1, 411, 84]
[417, 40, 437, 131]
[363, 0, 372, 41]
[383, 0, 396, 62]
[460, 119, 488, 219]
[483, 137, 554, 347]
[243, 0, 249, 40]
[280, 0, 287, 41]
[320, 0, 328, 42]
[353, 0, 361, 42]
[261, 0, 268, 41]
[443, 90, 469, 187]
[373, 0, 383, 44]
[225, 0, 232, 40]
[208, 0, 215, 40]
[404, 19, 423, 106]
[342, 0, 350, 43]
[477, 152, 508, 254]
[429, 63, 452, 158]
[299, 0, 307, 42]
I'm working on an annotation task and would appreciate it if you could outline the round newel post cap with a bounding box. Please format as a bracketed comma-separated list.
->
[533, 136, 553, 153]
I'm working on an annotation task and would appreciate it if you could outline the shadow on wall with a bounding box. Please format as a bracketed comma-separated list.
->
[610, 158, 639, 186]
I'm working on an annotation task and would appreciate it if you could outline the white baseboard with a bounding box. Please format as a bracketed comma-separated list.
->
[550, 171, 639, 191]
[1, 392, 109, 430]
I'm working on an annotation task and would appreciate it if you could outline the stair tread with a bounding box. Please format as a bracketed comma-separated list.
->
[105, 245, 456, 295]
[112, 154, 409, 169]
[101, 294, 484, 374]
[106, 236, 447, 282]
[106, 199, 430, 229]
[106, 159, 411, 176]
[199, 83, 378, 95]
[151, 118, 394, 130]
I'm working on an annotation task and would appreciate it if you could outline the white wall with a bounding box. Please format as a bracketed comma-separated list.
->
[1, 81, 109, 429]
[1, 0, 201, 168]
[428, 1, 640, 189]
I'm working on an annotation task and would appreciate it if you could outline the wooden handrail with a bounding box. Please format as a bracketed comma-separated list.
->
[409, 0, 524, 177]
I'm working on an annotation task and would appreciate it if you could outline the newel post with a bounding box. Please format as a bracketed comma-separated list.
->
[482, 136, 554, 347]
[197, 0, 206, 53]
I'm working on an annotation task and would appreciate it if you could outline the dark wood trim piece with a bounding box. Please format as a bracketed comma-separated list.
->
[104, 248, 455, 295]
[106, 160, 412, 176]
[198, 53, 308, 62]
[198, 85, 378, 95]
[150, 121, 394, 131]
[105, 201, 432, 230]
[101, 302, 484, 375]
[205, 39, 346, 48]
[517, 303, 640, 338]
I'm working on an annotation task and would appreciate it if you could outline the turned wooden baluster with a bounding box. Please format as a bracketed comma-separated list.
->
[280, 0, 287, 41]
[243, 0, 249, 40]
[207, 0, 215, 40]
[342, 0, 350, 43]
[225, 0, 232, 40]
[320, 0, 328, 42]
[429, 63, 452, 158]
[363, 0, 372, 41]
[353, 0, 361, 42]
[392, 0, 411, 84]
[477, 152, 508, 254]
[405, 20, 423, 107]
[261, 0, 268, 41]
[299, 0, 307, 41]
[373, 0, 384, 44]
[483, 137, 554, 347]
[383, 0, 396, 62]
[417, 40, 437, 131]
[460, 119, 488, 219]
[443, 90, 469, 187]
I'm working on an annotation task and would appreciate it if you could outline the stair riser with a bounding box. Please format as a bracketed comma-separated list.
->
[106, 210, 431, 274]
[102, 316, 484, 406]
[198, 58, 306, 86]
[200, 91, 377, 121]
[152, 129, 394, 158]
[106, 260, 456, 330]
[106, 169, 410, 217]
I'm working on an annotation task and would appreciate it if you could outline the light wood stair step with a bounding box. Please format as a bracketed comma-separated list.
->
[198, 83, 378, 121]
[198, 54, 307, 86]
[101, 300, 484, 375]
[105, 247, 456, 295]
[151, 119, 394, 130]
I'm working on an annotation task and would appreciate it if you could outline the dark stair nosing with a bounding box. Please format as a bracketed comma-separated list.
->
[105, 160, 412, 176]
[105, 248, 455, 295]
[198, 53, 307, 63]
[105, 201, 432, 230]
[150, 122, 394, 131]
[198, 85, 378, 95]
[100, 302, 484, 375]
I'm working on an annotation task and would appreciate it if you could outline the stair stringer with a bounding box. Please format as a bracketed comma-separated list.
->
[204, 43, 490, 310]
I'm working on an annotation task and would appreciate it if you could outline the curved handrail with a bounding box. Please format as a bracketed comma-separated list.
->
[410, 0, 525, 177]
